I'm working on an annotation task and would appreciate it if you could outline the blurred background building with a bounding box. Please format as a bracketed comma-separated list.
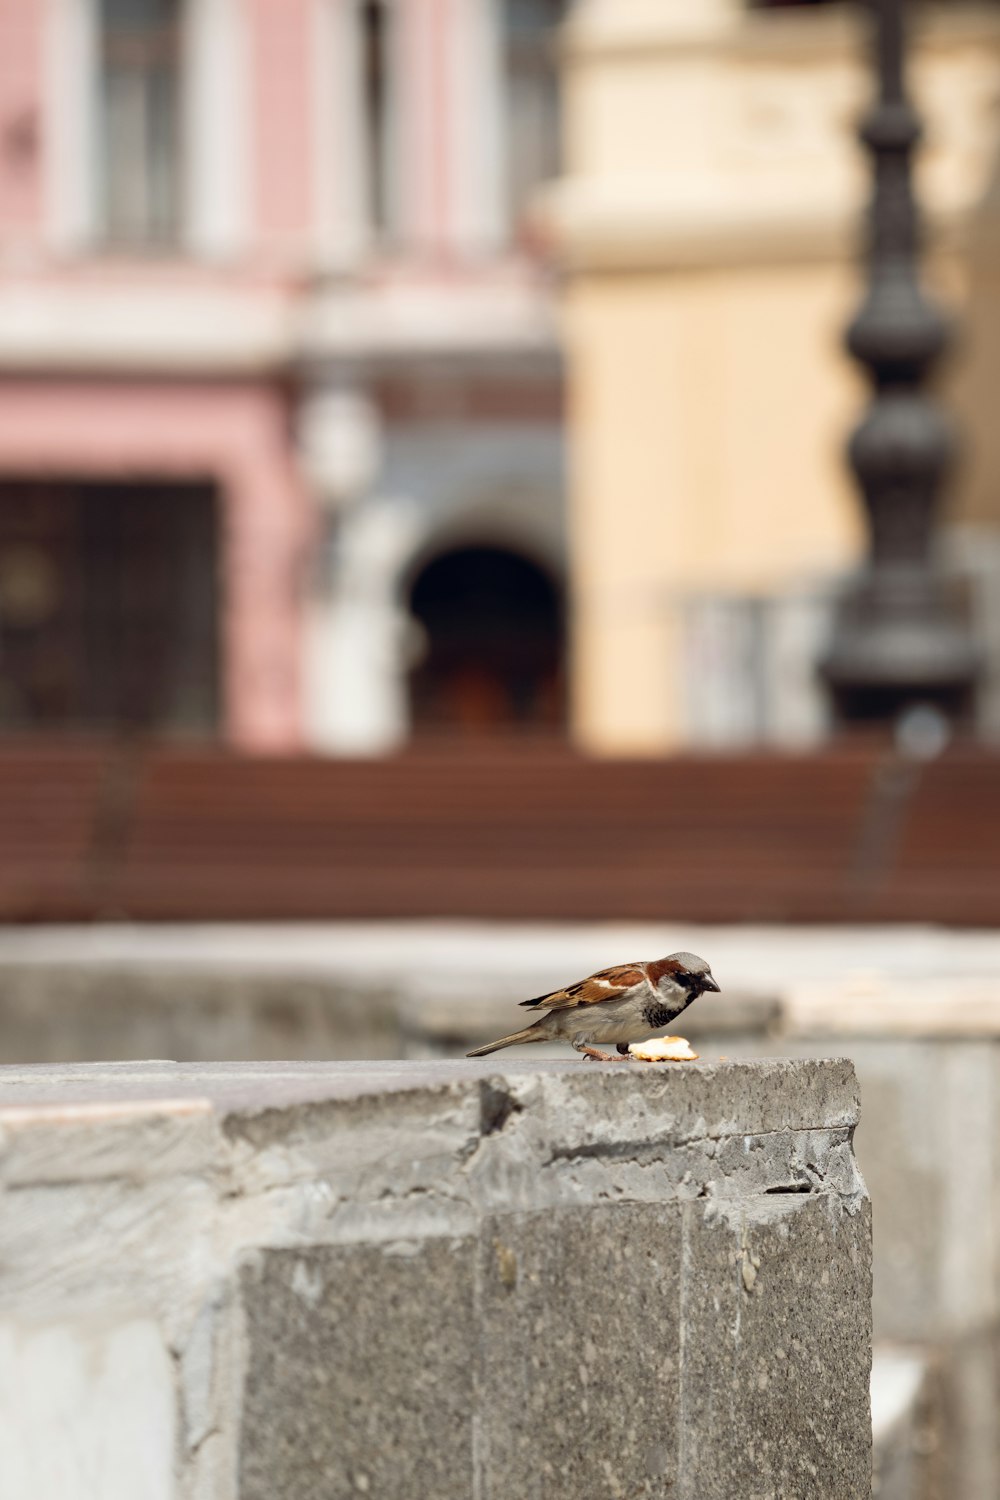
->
[2, 0, 999, 759]
[0, 0, 566, 753]
[553, 0, 1000, 753]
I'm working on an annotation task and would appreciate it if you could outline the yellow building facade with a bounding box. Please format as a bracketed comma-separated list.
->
[549, 0, 1000, 753]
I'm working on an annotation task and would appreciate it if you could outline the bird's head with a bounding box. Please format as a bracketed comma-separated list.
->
[652, 952, 720, 999]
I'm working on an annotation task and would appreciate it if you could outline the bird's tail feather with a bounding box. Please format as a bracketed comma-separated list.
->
[466, 1026, 544, 1058]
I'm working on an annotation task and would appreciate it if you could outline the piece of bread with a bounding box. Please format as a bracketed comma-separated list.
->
[628, 1036, 699, 1063]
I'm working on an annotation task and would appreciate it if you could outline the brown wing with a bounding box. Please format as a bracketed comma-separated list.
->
[519, 962, 647, 1012]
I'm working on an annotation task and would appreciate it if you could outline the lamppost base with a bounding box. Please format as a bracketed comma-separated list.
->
[820, 572, 979, 726]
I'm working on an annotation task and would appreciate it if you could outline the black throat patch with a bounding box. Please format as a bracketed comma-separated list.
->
[642, 996, 688, 1031]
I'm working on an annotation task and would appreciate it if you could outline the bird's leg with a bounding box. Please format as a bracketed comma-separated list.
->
[574, 1039, 627, 1062]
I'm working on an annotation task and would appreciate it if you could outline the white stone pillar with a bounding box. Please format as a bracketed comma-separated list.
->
[312, 0, 369, 267]
[448, 0, 506, 255]
[182, 0, 250, 260]
[305, 496, 422, 755]
[43, 0, 99, 253]
[392, 0, 448, 252]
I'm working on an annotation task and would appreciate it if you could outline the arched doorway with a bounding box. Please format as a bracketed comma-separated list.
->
[407, 545, 565, 734]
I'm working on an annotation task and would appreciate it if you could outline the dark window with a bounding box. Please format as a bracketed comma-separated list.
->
[0, 480, 218, 734]
[99, 0, 182, 247]
[505, 0, 567, 240]
[408, 545, 565, 734]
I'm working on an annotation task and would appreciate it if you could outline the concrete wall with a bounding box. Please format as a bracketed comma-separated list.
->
[2, 920, 991, 1497]
[0, 1057, 871, 1500]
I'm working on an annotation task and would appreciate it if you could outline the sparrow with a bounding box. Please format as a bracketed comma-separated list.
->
[466, 952, 720, 1062]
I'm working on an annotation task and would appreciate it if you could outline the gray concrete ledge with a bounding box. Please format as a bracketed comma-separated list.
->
[5, 921, 1000, 1069]
[0, 1058, 871, 1500]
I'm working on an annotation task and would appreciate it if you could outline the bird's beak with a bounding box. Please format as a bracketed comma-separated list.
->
[702, 976, 721, 993]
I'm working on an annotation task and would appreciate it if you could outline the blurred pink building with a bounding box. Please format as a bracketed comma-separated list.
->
[0, 0, 566, 750]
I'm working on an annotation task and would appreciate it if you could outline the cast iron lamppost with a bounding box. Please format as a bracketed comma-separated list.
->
[821, 0, 979, 725]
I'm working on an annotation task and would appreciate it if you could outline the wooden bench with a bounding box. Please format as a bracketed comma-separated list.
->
[0, 737, 995, 922]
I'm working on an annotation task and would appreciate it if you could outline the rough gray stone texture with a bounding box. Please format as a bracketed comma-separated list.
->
[240, 1239, 476, 1500]
[681, 1197, 872, 1500]
[0, 1058, 871, 1500]
[477, 1205, 684, 1499]
[752, 1036, 1000, 1500]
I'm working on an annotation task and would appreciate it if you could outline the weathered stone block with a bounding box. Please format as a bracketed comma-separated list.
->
[0, 1058, 870, 1500]
[478, 1205, 683, 1499]
[679, 1195, 872, 1500]
[239, 1237, 476, 1500]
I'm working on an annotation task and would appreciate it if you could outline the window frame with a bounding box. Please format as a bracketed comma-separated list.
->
[501, 0, 567, 245]
[94, 0, 187, 252]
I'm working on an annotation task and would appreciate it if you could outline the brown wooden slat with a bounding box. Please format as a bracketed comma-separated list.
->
[0, 737, 996, 922]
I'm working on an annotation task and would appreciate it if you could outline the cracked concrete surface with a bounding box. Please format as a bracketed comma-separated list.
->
[0, 1058, 871, 1500]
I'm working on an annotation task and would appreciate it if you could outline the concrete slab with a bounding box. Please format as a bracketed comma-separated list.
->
[0, 1057, 871, 1500]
